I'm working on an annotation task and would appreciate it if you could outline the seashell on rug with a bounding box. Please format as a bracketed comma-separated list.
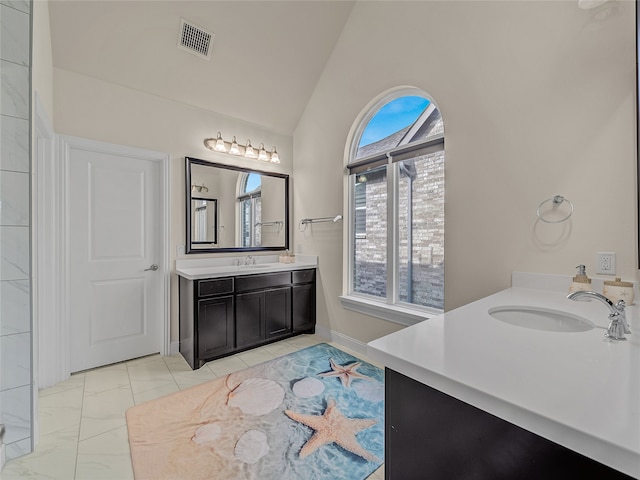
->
[227, 377, 285, 415]
[192, 422, 222, 445]
[234, 429, 269, 464]
[292, 377, 325, 398]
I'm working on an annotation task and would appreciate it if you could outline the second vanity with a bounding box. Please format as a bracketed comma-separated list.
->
[176, 255, 317, 369]
[368, 272, 640, 479]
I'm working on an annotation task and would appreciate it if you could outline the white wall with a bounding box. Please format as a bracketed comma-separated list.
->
[52, 68, 293, 342]
[293, 1, 637, 341]
[50, 1, 637, 348]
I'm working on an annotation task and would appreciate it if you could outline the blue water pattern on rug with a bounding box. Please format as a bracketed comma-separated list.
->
[240, 343, 384, 480]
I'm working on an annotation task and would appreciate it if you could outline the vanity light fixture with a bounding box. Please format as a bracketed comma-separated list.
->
[270, 146, 280, 164]
[229, 136, 241, 155]
[244, 140, 257, 159]
[204, 132, 282, 163]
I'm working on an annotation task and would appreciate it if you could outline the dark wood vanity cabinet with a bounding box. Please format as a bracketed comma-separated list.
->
[385, 368, 634, 480]
[292, 269, 316, 332]
[179, 269, 316, 369]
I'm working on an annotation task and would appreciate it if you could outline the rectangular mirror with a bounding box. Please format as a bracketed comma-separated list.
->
[185, 157, 289, 253]
[191, 198, 217, 244]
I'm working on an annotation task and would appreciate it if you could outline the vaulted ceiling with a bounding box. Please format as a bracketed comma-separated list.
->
[48, 1, 355, 135]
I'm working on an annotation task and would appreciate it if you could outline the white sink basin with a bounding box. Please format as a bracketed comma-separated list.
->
[488, 306, 595, 333]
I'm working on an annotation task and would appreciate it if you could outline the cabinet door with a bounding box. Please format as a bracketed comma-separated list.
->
[236, 291, 265, 348]
[265, 286, 292, 339]
[198, 295, 234, 361]
[292, 283, 315, 332]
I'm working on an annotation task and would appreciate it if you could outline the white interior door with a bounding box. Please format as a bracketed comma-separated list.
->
[66, 138, 166, 372]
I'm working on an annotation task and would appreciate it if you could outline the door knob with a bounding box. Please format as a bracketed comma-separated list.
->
[144, 264, 159, 271]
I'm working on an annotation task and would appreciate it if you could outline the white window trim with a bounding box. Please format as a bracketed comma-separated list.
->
[342, 87, 444, 325]
[339, 294, 440, 326]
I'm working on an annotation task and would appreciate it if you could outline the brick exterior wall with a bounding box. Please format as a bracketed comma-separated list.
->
[353, 150, 444, 310]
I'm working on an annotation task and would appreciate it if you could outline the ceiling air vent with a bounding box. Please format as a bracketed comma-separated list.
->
[177, 18, 214, 60]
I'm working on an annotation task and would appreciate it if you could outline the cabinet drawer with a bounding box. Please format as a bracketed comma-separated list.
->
[235, 272, 291, 292]
[198, 278, 234, 297]
[293, 269, 315, 284]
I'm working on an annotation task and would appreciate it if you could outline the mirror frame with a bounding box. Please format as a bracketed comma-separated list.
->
[185, 156, 290, 254]
[191, 197, 218, 245]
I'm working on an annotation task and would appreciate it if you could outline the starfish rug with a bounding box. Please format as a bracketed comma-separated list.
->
[125, 343, 385, 480]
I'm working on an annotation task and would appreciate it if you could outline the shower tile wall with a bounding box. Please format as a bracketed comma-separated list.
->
[0, 0, 32, 462]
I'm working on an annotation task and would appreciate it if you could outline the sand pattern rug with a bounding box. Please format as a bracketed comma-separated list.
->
[126, 343, 385, 480]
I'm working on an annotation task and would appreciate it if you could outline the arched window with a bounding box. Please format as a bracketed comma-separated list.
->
[344, 90, 444, 321]
[238, 172, 262, 247]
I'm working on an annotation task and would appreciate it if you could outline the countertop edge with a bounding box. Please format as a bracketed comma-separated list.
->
[367, 326, 640, 478]
[175, 261, 317, 280]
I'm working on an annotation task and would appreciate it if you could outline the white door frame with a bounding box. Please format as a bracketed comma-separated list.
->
[35, 128, 170, 386]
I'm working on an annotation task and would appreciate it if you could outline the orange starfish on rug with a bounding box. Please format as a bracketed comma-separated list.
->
[284, 398, 380, 462]
[318, 358, 375, 388]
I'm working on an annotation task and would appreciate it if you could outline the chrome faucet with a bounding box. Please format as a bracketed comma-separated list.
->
[567, 291, 631, 340]
[244, 255, 254, 266]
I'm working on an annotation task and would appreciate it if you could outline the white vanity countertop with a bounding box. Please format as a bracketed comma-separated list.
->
[367, 273, 640, 478]
[175, 254, 318, 280]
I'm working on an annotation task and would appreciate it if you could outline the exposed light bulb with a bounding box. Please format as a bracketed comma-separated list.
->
[229, 136, 241, 155]
[214, 132, 226, 152]
[258, 143, 269, 161]
[244, 140, 257, 159]
[270, 146, 280, 164]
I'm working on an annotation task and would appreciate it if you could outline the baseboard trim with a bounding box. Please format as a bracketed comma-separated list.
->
[313, 325, 369, 357]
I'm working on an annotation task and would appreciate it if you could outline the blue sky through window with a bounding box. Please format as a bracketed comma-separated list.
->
[245, 173, 261, 193]
[359, 96, 430, 148]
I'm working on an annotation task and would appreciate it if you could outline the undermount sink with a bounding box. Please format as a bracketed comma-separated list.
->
[238, 264, 270, 268]
[488, 306, 595, 333]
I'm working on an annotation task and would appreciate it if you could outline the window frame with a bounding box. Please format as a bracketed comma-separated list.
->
[340, 88, 445, 326]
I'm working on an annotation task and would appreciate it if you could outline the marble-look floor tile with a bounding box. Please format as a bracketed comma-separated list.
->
[79, 385, 133, 441]
[5, 336, 370, 479]
[171, 366, 218, 390]
[236, 346, 279, 366]
[260, 339, 304, 357]
[1, 424, 78, 480]
[75, 453, 134, 480]
[83, 363, 130, 394]
[205, 354, 249, 376]
[131, 382, 179, 405]
[78, 425, 130, 456]
[39, 372, 85, 397]
[128, 358, 176, 398]
[38, 386, 83, 436]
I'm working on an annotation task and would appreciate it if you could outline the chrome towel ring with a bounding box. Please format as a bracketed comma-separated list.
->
[537, 195, 574, 223]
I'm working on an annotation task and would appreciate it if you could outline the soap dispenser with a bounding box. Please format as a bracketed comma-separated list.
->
[569, 264, 592, 293]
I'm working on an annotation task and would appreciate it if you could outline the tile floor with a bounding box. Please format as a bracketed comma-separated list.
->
[2, 334, 385, 479]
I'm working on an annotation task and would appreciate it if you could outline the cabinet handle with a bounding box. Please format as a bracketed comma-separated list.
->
[144, 264, 159, 271]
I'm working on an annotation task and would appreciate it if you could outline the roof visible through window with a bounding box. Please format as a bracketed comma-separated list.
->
[358, 96, 430, 148]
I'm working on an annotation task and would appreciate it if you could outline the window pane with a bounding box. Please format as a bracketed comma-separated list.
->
[241, 200, 251, 247]
[352, 166, 387, 298]
[254, 197, 262, 246]
[397, 150, 444, 310]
